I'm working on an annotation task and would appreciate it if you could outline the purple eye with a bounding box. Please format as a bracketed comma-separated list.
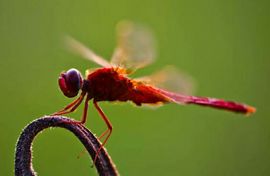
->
[58, 68, 83, 98]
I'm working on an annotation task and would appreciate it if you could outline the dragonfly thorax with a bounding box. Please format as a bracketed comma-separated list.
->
[85, 67, 132, 102]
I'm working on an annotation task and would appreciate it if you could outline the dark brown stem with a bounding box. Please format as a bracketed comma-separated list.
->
[15, 116, 119, 176]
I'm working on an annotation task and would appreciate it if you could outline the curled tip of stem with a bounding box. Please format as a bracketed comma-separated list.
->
[15, 116, 119, 176]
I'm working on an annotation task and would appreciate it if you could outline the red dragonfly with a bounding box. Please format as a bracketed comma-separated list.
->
[53, 21, 256, 161]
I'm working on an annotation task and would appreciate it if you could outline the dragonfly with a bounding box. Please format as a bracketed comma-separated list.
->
[52, 21, 256, 162]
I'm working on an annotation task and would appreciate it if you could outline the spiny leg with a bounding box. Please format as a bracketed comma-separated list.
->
[93, 99, 113, 164]
[80, 95, 91, 124]
[53, 97, 82, 116]
[65, 94, 90, 126]
[75, 96, 91, 159]
[98, 129, 110, 141]
[54, 92, 86, 115]
[52, 92, 86, 116]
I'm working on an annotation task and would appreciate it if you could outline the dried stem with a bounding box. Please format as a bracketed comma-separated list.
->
[15, 116, 119, 176]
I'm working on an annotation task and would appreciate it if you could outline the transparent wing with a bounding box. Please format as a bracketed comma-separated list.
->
[110, 21, 156, 72]
[65, 36, 111, 67]
[134, 66, 196, 95]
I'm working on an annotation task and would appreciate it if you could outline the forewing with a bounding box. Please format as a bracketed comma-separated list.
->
[65, 36, 111, 67]
[110, 21, 156, 72]
[135, 66, 196, 95]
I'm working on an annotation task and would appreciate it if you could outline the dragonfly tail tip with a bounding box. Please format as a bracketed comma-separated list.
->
[245, 106, 256, 116]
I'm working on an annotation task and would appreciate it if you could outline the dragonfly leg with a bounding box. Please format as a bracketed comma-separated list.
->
[52, 92, 86, 116]
[98, 129, 110, 141]
[93, 99, 113, 164]
[80, 95, 91, 124]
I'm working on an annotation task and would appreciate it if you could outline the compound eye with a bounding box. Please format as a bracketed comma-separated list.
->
[58, 68, 83, 98]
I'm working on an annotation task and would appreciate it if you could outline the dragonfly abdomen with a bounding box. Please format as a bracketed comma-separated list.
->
[128, 84, 170, 106]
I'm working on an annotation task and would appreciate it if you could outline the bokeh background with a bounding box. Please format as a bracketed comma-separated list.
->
[1, 0, 269, 175]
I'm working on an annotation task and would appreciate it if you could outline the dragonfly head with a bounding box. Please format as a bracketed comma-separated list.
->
[58, 68, 83, 98]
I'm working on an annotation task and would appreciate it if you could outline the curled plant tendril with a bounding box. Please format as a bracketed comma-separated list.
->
[15, 116, 119, 176]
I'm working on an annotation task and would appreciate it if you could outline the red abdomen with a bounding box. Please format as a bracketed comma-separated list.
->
[128, 84, 170, 106]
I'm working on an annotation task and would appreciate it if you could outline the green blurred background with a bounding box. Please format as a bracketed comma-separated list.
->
[1, 0, 269, 175]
